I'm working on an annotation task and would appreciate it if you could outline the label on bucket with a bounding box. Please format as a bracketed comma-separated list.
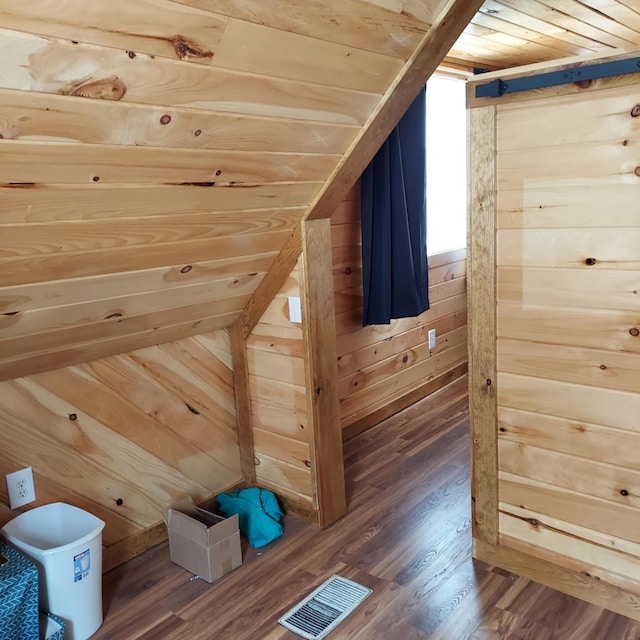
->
[74, 549, 91, 582]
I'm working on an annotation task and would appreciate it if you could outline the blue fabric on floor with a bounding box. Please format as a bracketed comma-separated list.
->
[216, 488, 284, 549]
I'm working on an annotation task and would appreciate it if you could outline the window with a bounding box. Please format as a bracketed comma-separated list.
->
[426, 74, 467, 256]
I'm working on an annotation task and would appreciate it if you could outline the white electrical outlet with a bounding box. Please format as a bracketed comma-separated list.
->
[6, 467, 36, 509]
[428, 329, 437, 350]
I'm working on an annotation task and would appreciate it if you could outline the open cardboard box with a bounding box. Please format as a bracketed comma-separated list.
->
[165, 504, 242, 583]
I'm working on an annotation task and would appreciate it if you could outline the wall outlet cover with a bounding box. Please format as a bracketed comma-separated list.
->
[6, 467, 36, 510]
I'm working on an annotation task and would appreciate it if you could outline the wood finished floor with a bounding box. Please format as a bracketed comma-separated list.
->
[92, 377, 640, 639]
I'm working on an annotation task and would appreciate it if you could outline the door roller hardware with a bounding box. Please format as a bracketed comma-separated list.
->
[476, 57, 640, 99]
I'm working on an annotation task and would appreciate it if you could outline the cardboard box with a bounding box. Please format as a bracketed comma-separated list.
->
[166, 506, 242, 583]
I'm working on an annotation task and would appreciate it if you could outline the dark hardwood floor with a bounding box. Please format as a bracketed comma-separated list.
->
[92, 376, 640, 639]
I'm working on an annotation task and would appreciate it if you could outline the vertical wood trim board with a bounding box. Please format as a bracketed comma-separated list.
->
[467, 105, 498, 545]
[301, 218, 347, 527]
[230, 322, 256, 484]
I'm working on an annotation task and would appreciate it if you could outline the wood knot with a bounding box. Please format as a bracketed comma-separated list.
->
[215, 169, 222, 176]
[105, 312, 123, 319]
[631, 105, 640, 118]
[630, 327, 640, 337]
[116, 498, 124, 506]
[169, 35, 214, 60]
[254, 457, 260, 466]
[160, 114, 172, 125]
[344, 267, 352, 275]
[486, 378, 492, 386]
[127, 51, 136, 59]
[68, 413, 78, 421]
[574, 79, 592, 89]
[304, 460, 311, 468]
[92, 176, 100, 182]
[180, 265, 193, 274]
[70, 77, 126, 101]
[499, 427, 506, 432]
[584, 257, 596, 266]
[620, 489, 629, 496]
[402, 355, 409, 363]
[635, 166, 640, 177]
[194, 129, 202, 136]
[599, 364, 606, 370]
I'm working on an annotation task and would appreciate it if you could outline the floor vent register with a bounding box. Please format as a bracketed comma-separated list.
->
[278, 574, 372, 639]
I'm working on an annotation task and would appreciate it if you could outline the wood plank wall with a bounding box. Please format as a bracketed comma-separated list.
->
[331, 184, 469, 440]
[246, 261, 315, 512]
[496, 77, 640, 592]
[0, 330, 241, 571]
[469, 55, 640, 605]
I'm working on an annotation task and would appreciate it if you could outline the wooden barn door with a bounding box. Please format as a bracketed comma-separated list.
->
[468, 54, 640, 619]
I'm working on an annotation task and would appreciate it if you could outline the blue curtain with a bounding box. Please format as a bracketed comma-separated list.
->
[360, 88, 429, 326]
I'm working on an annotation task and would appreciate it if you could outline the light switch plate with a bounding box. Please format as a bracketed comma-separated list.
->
[288, 296, 302, 323]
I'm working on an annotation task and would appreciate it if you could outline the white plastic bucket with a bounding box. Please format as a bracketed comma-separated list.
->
[1, 503, 105, 640]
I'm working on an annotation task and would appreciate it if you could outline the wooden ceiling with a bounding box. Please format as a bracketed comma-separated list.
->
[448, 0, 640, 71]
[1, 0, 639, 380]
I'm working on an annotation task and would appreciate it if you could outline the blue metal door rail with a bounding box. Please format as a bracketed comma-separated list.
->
[475, 57, 640, 98]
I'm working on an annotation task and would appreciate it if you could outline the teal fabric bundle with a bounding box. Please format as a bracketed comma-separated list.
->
[216, 488, 284, 549]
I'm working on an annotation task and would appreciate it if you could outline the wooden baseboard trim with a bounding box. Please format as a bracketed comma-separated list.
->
[474, 539, 640, 622]
[277, 492, 321, 528]
[341, 361, 469, 441]
[103, 521, 167, 573]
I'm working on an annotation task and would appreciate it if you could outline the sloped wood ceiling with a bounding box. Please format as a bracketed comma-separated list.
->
[0, 0, 474, 381]
[2, 1, 639, 381]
